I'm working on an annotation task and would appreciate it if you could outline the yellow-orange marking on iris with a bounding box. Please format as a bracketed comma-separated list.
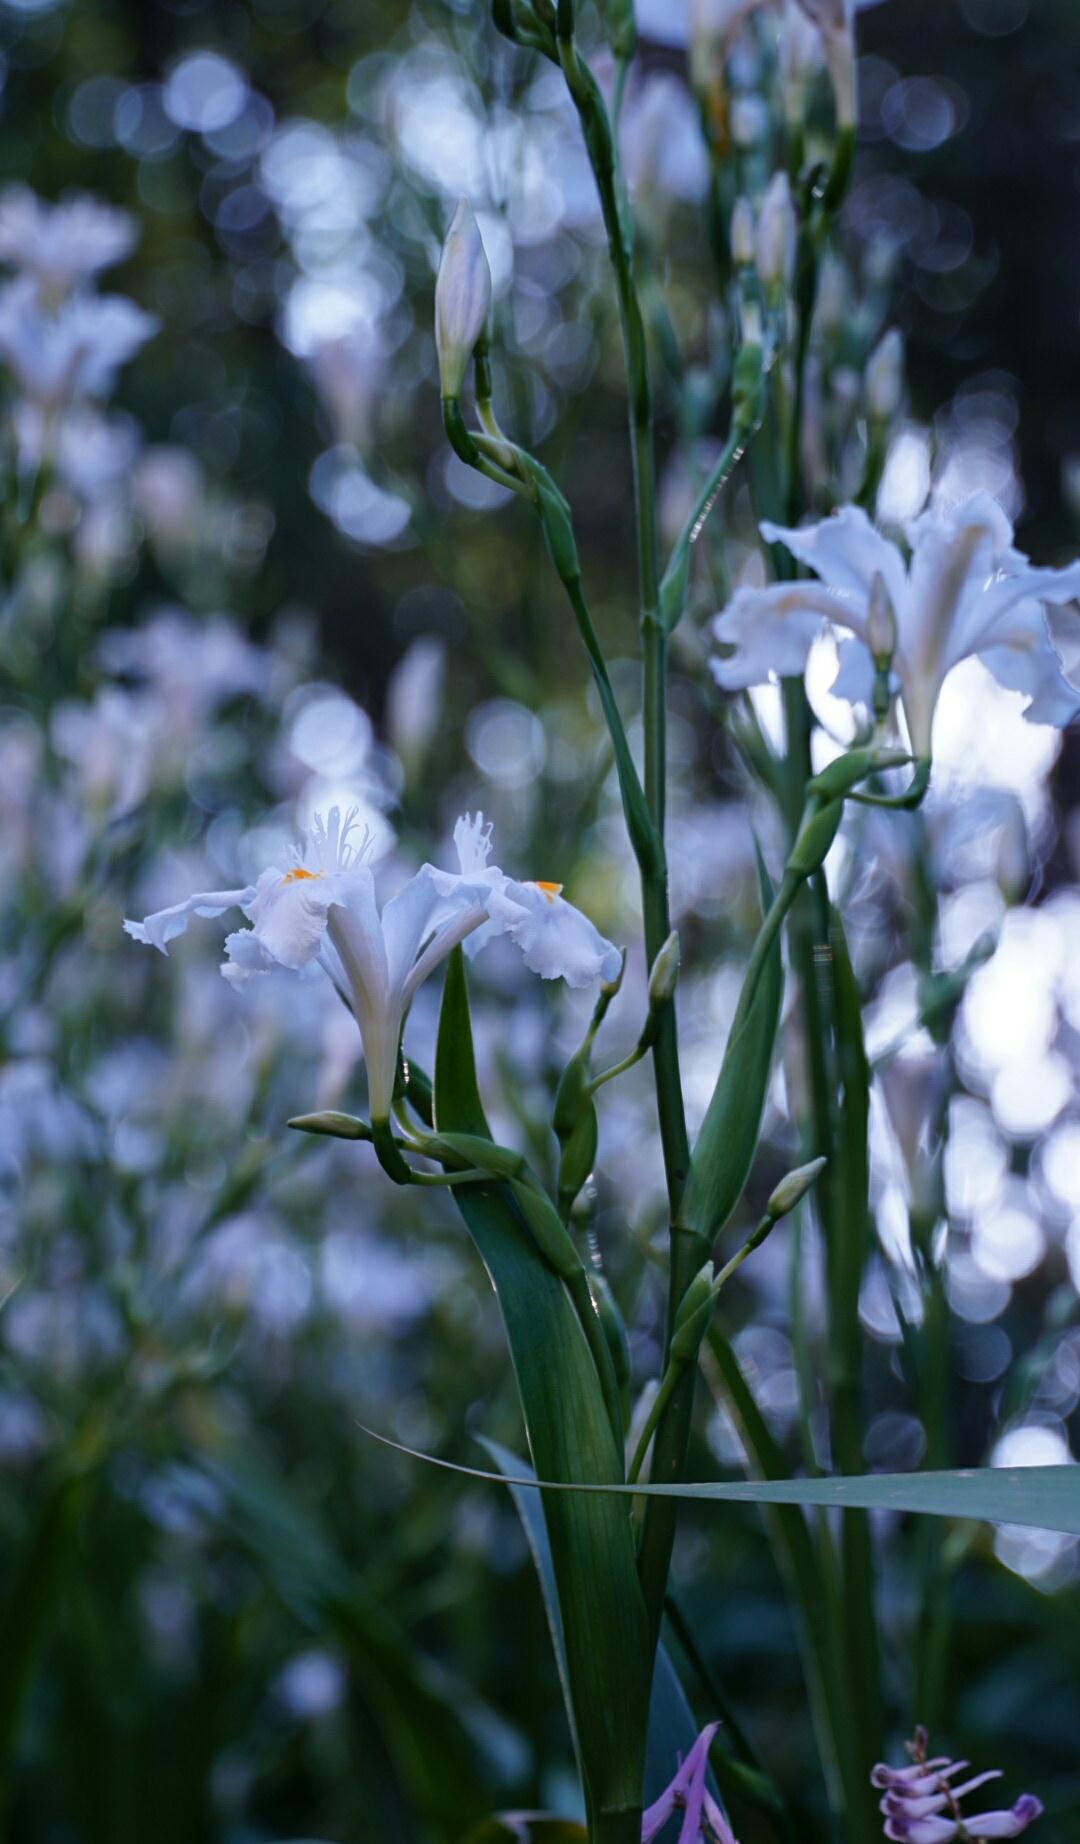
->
[283, 867, 323, 883]
[532, 880, 563, 902]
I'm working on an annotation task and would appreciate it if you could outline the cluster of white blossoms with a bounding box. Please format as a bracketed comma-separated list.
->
[0, 185, 157, 426]
[126, 809, 621, 1122]
[712, 493, 1080, 758]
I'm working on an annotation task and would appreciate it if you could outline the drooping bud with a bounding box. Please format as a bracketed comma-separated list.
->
[754, 172, 797, 295]
[865, 327, 904, 422]
[765, 1153, 827, 1221]
[867, 570, 898, 666]
[730, 197, 756, 269]
[434, 199, 492, 402]
[647, 930, 681, 1009]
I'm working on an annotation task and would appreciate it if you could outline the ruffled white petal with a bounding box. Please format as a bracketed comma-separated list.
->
[488, 880, 621, 988]
[244, 864, 342, 971]
[978, 600, 1080, 727]
[221, 927, 279, 984]
[123, 885, 254, 954]
[712, 581, 842, 690]
[762, 505, 908, 609]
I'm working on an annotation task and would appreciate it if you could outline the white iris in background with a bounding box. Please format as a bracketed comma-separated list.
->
[0, 277, 157, 410]
[125, 808, 621, 1122]
[712, 493, 1080, 758]
[0, 185, 136, 295]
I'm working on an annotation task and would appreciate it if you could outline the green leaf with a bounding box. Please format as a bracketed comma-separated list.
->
[0, 1462, 87, 1794]
[436, 951, 652, 1825]
[436, 946, 492, 1138]
[203, 1446, 520, 1833]
[826, 908, 883, 1780]
[479, 1438, 714, 1813]
[361, 1427, 1080, 1535]
[679, 853, 784, 1245]
[461, 1819, 588, 1843]
[706, 1328, 863, 1820]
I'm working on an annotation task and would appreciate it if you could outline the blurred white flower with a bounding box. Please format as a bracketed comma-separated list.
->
[712, 494, 1080, 756]
[755, 172, 797, 294]
[132, 446, 205, 548]
[386, 636, 446, 776]
[780, 0, 825, 123]
[0, 277, 157, 410]
[51, 687, 158, 819]
[792, 0, 857, 126]
[99, 609, 271, 721]
[0, 185, 136, 294]
[865, 327, 905, 423]
[620, 73, 709, 219]
[12, 404, 140, 494]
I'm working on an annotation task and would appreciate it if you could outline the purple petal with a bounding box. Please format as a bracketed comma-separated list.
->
[964, 1797, 1044, 1839]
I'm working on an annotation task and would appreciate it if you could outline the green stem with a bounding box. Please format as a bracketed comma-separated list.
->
[627, 1363, 682, 1487]
[703, 1330, 865, 1827]
[590, 1042, 648, 1093]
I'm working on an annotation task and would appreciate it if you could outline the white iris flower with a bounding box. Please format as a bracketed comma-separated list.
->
[712, 493, 1080, 758]
[0, 186, 137, 295]
[125, 809, 621, 1123]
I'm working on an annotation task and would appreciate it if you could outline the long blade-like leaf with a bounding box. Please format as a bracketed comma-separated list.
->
[478, 1438, 717, 1814]
[359, 1428, 1080, 1535]
[435, 951, 652, 1826]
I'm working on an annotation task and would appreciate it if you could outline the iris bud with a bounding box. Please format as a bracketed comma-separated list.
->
[866, 328, 904, 423]
[765, 1153, 827, 1221]
[435, 199, 492, 402]
[755, 173, 797, 295]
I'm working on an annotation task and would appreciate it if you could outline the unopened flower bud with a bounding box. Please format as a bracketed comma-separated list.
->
[730, 197, 756, 268]
[815, 254, 847, 337]
[755, 172, 797, 294]
[793, 0, 855, 127]
[689, 0, 755, 96]
[600, 946, 626, 998]
[780, 0, 823, 124]
[867, 571, 898, 665]
[434, 199, 492, 402]
[731, 93, 770, 150]
[865, 328, 904, 422]
[648, 931, 681, 1009]
[765, 1153, 826, 1221]
[288, 1110, 372, 1141]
